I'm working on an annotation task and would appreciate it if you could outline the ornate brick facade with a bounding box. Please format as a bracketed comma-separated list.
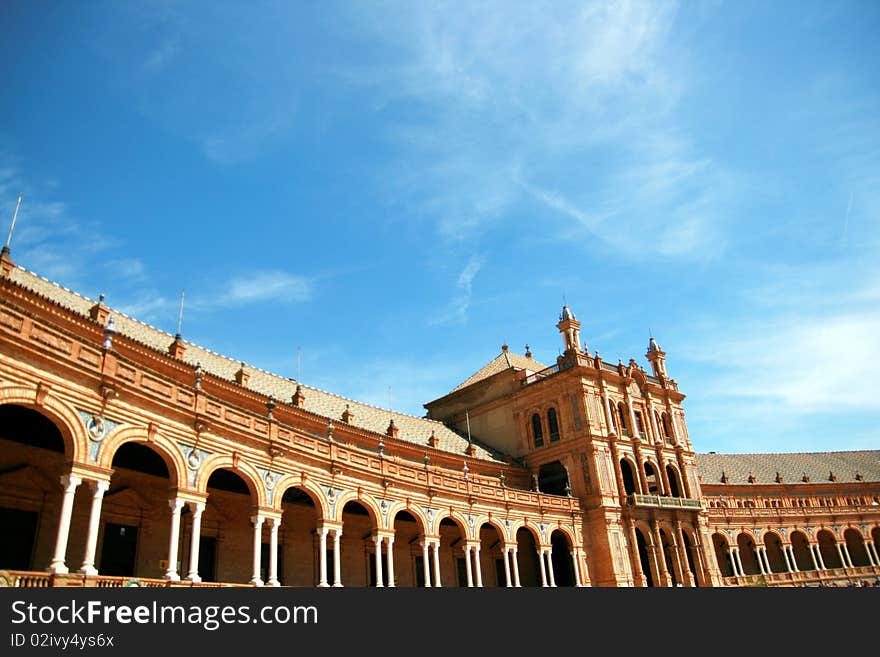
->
[0, 250, 877, 587]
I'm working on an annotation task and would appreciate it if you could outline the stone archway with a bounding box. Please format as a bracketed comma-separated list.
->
[515, 527, 542, 587]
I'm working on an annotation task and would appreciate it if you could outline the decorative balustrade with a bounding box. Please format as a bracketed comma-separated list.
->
[626, 494, 701, 510]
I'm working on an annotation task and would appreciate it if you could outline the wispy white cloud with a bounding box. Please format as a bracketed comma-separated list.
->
[221, 270, 312, 305]
[429, 256, 483, 326]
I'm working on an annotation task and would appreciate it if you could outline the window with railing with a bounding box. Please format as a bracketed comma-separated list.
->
[547, 407, 560, 442]
[616, 403, 629, 436]
[532, 413, 544, 448]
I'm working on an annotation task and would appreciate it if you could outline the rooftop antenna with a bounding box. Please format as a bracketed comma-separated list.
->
[2, 194, 23, 256]
[175, 289, 185, 339]
[465, 409, 472, 445]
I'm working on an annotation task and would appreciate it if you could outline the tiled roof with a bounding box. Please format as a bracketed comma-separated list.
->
[6, 266, 506, 463]
[696, 451, 880, 485]
[450, 350, 547, 393]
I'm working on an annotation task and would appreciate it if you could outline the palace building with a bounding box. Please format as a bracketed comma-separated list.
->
[0, 247, 877, 588]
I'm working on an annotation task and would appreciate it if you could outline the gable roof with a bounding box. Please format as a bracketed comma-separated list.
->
[4, 265, 507, 463]
[696, 450, 880, 485]
[450, 349, 547, 393]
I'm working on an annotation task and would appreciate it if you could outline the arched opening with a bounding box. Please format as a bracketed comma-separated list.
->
[659, 528, 678, 585]
[531, 413, 544, 448]
[547, 408, 560, 442]
[538, 461, 570, 496]
[680, 531, 699, 586]
[712, 533, 734, 577]
[479, 523, 505, 587]
[204, 468, 258, 584]
[437, 517, 468, 587]
[0, 404, 67, 453]
[278, 487, 319, 586]
[616, 403, 629, 436]
[550, 530, 575, 587]
[817, 530, 843, 569]
[844, 528, 870, 567]
[0, 405, 68, 571]
[789, 531, 813, 570]
[644, 462, 660, 495]
[763, 532, 788, 573]
[620, 459, 637, 495]
[95, 442, 176, 579]
[736, 533, 760, 576]
[665, 464, 681, 497]
[660, 413, 672, 442]
[635, 527, 655, 587]
[340, 501, 375, 587]
[515, 527, 542, 587]
[392, 510, 423, 587]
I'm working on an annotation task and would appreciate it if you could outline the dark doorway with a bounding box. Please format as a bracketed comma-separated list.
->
[0, 507, 38, 570]
[456, 557, 468, 587]
[620, 460, 637, 495]
[538, 461, 569, 496]
[99, 523, 139, 576]
[636, 528, 654, 587]
[198, 536, 217, 582]
[550, 531, 575, 586]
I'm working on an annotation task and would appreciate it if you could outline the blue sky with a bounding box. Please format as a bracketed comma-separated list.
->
[1, 1, 878, 454]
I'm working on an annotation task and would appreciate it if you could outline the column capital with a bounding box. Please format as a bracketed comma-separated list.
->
[89, 480, 110, 494]
[266, 517, 282, 529]
[317, 521, 343, 534]
[187, 500, 206, 514]
[168, 497, 185, 512]
[60, 474, 82, 490]
[250, 514, 266, 526]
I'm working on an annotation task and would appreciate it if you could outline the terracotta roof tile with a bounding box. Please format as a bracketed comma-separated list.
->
[7, 266, 506, 463]
[450, 350, 547, 393]
[696, 450, 880, 485]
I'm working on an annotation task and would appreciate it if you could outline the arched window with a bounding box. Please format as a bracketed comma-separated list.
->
[616, 403, 629, 436]
[547, 408, 560, 442]
[634, 411, 645, 437]
[531, 413, 544, 448]
[661, 413, 672, 441]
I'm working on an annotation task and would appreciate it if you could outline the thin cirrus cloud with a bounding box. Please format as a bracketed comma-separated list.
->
[221, 270, 312, 306]
[429, 256, 483, 326]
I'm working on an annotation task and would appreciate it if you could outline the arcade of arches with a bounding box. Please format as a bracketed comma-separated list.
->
[1, 260, 878, 588]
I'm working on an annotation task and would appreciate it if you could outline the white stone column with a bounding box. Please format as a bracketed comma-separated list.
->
[318, 527, 329, 587]
[813, 544, 827, 570]
[421, 540, 431, 587]
[374, 534, 384, 587]
[806, 542, 819, 571]
[787, 546, 800, 572]
[432, 541, 441, 587]
[464, 545, 474, 587]
[165, 498, 185, 581]
[836, 543, 847, 569]
[538, 548, 548, 587]
[512, 547, 521, 587]
[756, 546, 768, 575]
[386, 536, 395, 588]
[474, 545, 483, 587]
[267, 518, 281, 586]
[186, 502, 205, 582]
[332, 529, 343, 587]
[250, 515, 264, 586]
[840, 543, 854, 568]
[503, 547, 512, 587]
[79, 481, 109, 576]
[571, 550, 581, 587]
[47, 474, 82, 574]
[546, 550, 557, 587]
[865, 540, 878, 566]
